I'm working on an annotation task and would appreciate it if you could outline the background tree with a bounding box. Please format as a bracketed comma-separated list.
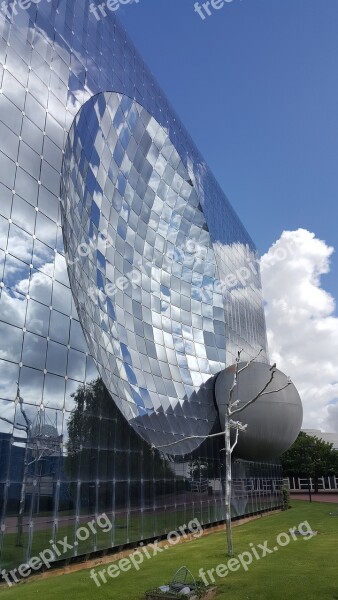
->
[66, 378, 176, 511]
[281, 431, 338, 492]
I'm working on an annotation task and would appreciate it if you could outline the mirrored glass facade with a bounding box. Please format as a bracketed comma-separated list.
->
[0, 0, 281, 575]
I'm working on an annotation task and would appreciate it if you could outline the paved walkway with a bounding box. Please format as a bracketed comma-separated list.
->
[291, 493, 338, 503]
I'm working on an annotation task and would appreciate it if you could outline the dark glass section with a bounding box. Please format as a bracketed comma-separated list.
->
[0, 379, 282, 572]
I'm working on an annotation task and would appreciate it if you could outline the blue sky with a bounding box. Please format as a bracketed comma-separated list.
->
[119, 0, 338, 310]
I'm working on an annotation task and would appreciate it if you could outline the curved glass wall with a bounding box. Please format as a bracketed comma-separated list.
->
[61, 92, 223, 454]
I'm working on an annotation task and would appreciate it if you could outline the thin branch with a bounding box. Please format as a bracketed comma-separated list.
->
[230, 368, 276, 415]
[17, 384, 31, 429]
[237, 348, 263, 376]
[230, 428, 239, 454]
[0, 416, 27, 432]
[0, 416, 15, 427]
[229, 419, 247, 432]
[228, 348, 263, 412]
[258, 382, 292, 398]
[154, 431, 224, 451]
[227, 350, 242, 410]
[232, 378, 291, 416]
[26, 448, 50, 467]
[155, 420, 243, 451]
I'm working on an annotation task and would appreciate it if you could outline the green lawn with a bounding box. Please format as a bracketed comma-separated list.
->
[0, 500, 337, 600]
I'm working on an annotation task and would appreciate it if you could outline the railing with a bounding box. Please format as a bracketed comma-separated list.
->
[189, 478, 283, 495]
[190, 479, 209, 493]
[284, 476, 338, 492]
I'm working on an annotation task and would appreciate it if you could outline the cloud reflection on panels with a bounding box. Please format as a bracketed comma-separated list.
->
[61, 92, 222, 454]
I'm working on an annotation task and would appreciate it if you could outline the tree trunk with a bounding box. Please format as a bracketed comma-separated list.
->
[16, 453, 29, 546]
[224, 416, 233, 556]
[314, 476, 319, 494]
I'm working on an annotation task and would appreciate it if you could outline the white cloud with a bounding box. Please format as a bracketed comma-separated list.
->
[261, 228, 338, 433]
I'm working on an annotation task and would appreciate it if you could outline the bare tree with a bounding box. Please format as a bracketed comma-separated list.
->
[0, 386, 59, 546]
[15, 387, 31, 547]
[0, 386, 32, 546]
[155, 349, 292, 555]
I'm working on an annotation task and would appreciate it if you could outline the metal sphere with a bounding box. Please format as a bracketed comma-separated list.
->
[215, 362, 303, 460]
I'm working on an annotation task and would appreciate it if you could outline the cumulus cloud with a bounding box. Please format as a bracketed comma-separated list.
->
[261, 228, 338, 433]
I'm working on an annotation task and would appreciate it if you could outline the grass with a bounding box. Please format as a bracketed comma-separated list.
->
[0, 500, 337, 599]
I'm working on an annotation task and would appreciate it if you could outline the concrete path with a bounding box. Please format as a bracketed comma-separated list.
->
[291, 493, 338, 503]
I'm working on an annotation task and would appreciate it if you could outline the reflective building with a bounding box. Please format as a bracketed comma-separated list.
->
[0, 0, 285, 574]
